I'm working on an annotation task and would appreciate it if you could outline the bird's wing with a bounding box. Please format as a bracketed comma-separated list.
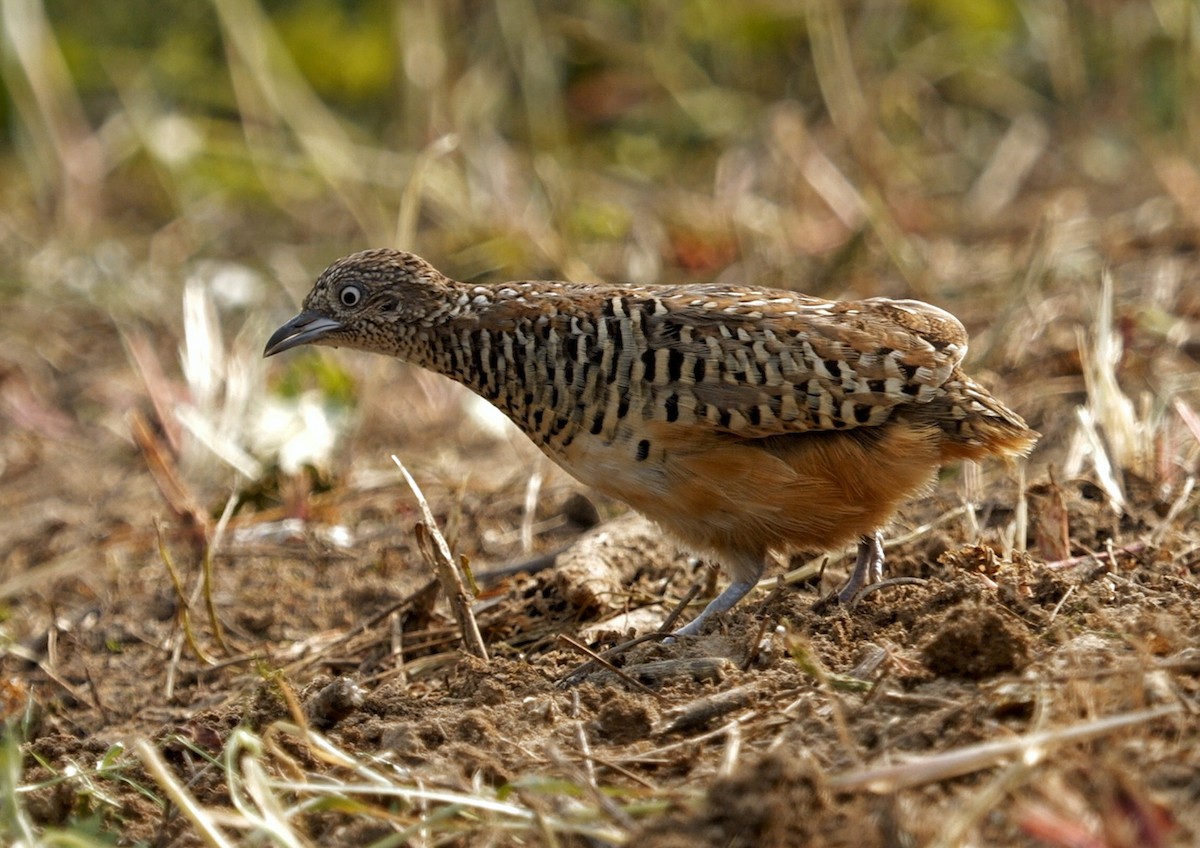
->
[640, 286, 969, 438]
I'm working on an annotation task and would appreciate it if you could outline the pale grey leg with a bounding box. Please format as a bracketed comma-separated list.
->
[837, 531, 885, 602]
[671, 578, 759, 637]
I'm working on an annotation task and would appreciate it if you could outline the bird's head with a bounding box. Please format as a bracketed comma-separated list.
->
[264, 249, 455, 357]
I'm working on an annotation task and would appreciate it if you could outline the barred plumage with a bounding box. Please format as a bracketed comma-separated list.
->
[266, 249, 1037, 636]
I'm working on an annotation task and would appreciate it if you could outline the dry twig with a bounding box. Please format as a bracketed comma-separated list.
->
[393, 455, 488, 660]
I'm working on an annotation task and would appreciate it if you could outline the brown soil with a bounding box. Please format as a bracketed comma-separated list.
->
[3, 227, 1198, 846]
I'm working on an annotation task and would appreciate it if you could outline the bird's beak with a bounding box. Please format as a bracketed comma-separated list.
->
[264, 311, 343, 357]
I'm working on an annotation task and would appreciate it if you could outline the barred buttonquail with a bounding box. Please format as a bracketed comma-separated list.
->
[266, 250, 1037, 636]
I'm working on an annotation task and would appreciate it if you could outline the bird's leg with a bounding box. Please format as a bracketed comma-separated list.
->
[671, 579, 758, 637]
[671, 552, 766, 637]
[837, 531, 885, 602]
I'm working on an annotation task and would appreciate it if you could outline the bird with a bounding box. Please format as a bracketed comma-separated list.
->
[265, 249, 1037, 637]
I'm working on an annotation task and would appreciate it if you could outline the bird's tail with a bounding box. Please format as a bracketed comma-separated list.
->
[921, 371, 1038, 462]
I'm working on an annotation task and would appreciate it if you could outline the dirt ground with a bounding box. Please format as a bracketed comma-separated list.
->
[3, 205, 1199, 846]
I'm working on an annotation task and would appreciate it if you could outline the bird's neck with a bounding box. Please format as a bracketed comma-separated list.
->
[409, 283, 597, 448]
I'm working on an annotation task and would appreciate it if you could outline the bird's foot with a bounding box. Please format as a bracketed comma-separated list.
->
[836, 531, 885, 603]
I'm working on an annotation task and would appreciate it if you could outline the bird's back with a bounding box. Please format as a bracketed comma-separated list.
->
[425, 279, 1034, 463]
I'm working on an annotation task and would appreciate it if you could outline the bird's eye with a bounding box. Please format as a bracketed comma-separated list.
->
[339, 285, 363, 307]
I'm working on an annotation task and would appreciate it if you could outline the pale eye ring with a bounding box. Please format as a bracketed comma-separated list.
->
[339, 285, 362, 307]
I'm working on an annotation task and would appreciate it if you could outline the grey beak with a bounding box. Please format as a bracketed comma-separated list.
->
[264, 311, 343, 357]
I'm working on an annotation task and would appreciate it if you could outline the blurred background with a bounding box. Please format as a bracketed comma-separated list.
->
[10, 0, 1197, 273]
